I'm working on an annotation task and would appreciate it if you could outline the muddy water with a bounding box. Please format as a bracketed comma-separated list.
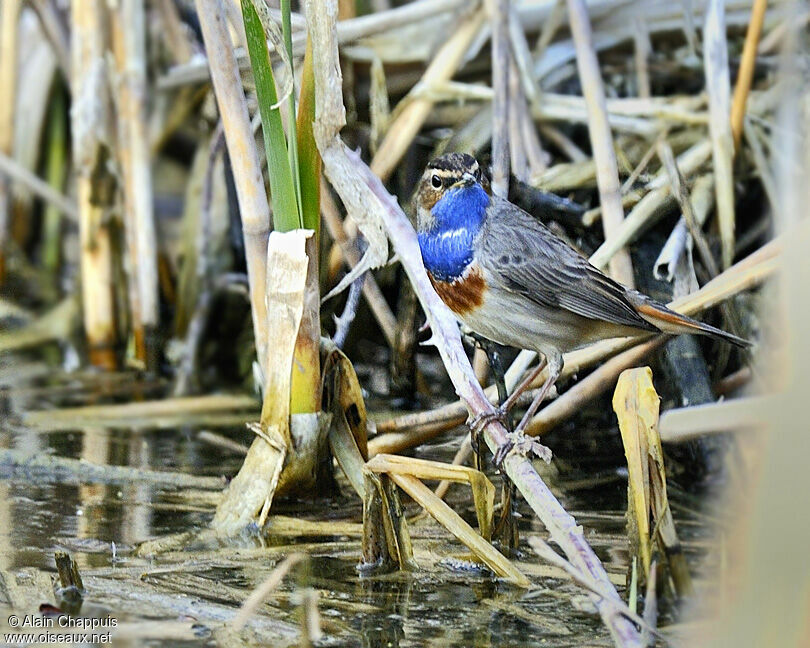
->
[0, 354, 709, 647]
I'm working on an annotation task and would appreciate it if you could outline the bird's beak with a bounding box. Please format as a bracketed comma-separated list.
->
[453, 172, 477, 188]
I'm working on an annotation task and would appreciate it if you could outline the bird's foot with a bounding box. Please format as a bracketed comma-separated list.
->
[493, 429, 552, 468]
[468, 406, 508, 439]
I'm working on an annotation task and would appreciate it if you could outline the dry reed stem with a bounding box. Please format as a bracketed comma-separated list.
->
[659, 396, 771, 442]
[308, 4, 641, 642]
[368, 453, 495, 541]
[337, 0, 467, 44]
[156, 0, 193, 64]
[704, 0, 736, 269]
[195, 0, 272, 380]
[566, 0, 635, 288]
[0, 0, 21, 281]
[389, 472, 530, 586]
[112, 0, 159, 366]
[589, 140, 712, 271]
[370, 6, 485, 183]
[730, 0, 768, 149]
[0, 447, 224, 490]
[525, 338, 667, 436]
[29, 0, 71, 79]
[22, 393, 257, 427]
[633, 17, 651, 99]
[0, 151, 77, 221]
[489, 0, 511, 197]
[72, 0, 118, 369]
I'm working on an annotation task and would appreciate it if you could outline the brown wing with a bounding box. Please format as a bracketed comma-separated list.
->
[477, 196, 659, 333]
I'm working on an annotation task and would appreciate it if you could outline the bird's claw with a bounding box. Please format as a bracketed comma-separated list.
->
[493, 430, 552, 469]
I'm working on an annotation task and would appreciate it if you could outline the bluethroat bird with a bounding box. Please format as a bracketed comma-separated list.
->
[416, 153, 750, 463]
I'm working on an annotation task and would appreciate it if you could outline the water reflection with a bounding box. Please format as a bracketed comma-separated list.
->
[0, 370, 649, 647]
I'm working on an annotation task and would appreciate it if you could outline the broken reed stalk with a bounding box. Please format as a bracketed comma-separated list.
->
[195, 0, 271, 381]
[306, 3, 641, 643]
[71, 0, 118, 369]
[730, 0, 768, 150]
[0, 151, 77, 222]
[589, 140, 712, 271]
[565, 0, 635, 288]
[212, 231, 310, 534]
[156, 0, 193, 64]
[111, 0, 159, 367]
[704, 0, 736, 269]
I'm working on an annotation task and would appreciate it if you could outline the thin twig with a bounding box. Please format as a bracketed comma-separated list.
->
[730, 0, 768, 150]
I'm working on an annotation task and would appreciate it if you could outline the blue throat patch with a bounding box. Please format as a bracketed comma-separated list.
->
[418, 184, 489, 281]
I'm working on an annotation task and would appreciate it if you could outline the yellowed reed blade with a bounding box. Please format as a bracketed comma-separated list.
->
[322, 340, 369, 499]
[614, 366, 692, 595]
[366, 454, 494, 540]
[613, 366, 658, 577]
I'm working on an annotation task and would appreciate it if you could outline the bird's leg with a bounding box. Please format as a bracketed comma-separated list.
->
[468, 356, 548, 437]
[493, 356, 563, 468]
[492, 478, 519, 553]
[472, 340, 521, 552]
[469, 336, 511, 471]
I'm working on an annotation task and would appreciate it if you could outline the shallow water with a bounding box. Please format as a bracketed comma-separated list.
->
[0, 352, 710, 647]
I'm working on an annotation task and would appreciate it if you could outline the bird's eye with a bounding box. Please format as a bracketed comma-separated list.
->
[431, 174, 442, 189]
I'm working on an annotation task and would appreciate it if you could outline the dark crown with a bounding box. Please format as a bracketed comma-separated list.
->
[427, 152, 478, 174]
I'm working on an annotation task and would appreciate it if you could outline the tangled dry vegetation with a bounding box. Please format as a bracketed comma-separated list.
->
[1, 0, 808, 646]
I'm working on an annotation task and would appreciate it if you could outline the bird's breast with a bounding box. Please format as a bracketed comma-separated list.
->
[428, 263, 487, 316]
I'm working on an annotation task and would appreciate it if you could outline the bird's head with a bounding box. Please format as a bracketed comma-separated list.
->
[415, 153, 489, 232]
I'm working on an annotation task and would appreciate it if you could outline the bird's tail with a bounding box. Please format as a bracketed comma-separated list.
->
[633, 300, 752, 348]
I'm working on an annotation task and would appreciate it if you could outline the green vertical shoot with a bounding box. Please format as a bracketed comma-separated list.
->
[241, 0, 300, 232]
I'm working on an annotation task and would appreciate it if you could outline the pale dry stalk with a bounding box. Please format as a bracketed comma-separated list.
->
[489, 0, 511, 196]
[0, 0, 22, 280]
[71, 0, 118, 368]
[704, 0, 736, 269]
[195, 0, 272, 379]
[566, 0, 635, 287]
[112, 0, 159, 366]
